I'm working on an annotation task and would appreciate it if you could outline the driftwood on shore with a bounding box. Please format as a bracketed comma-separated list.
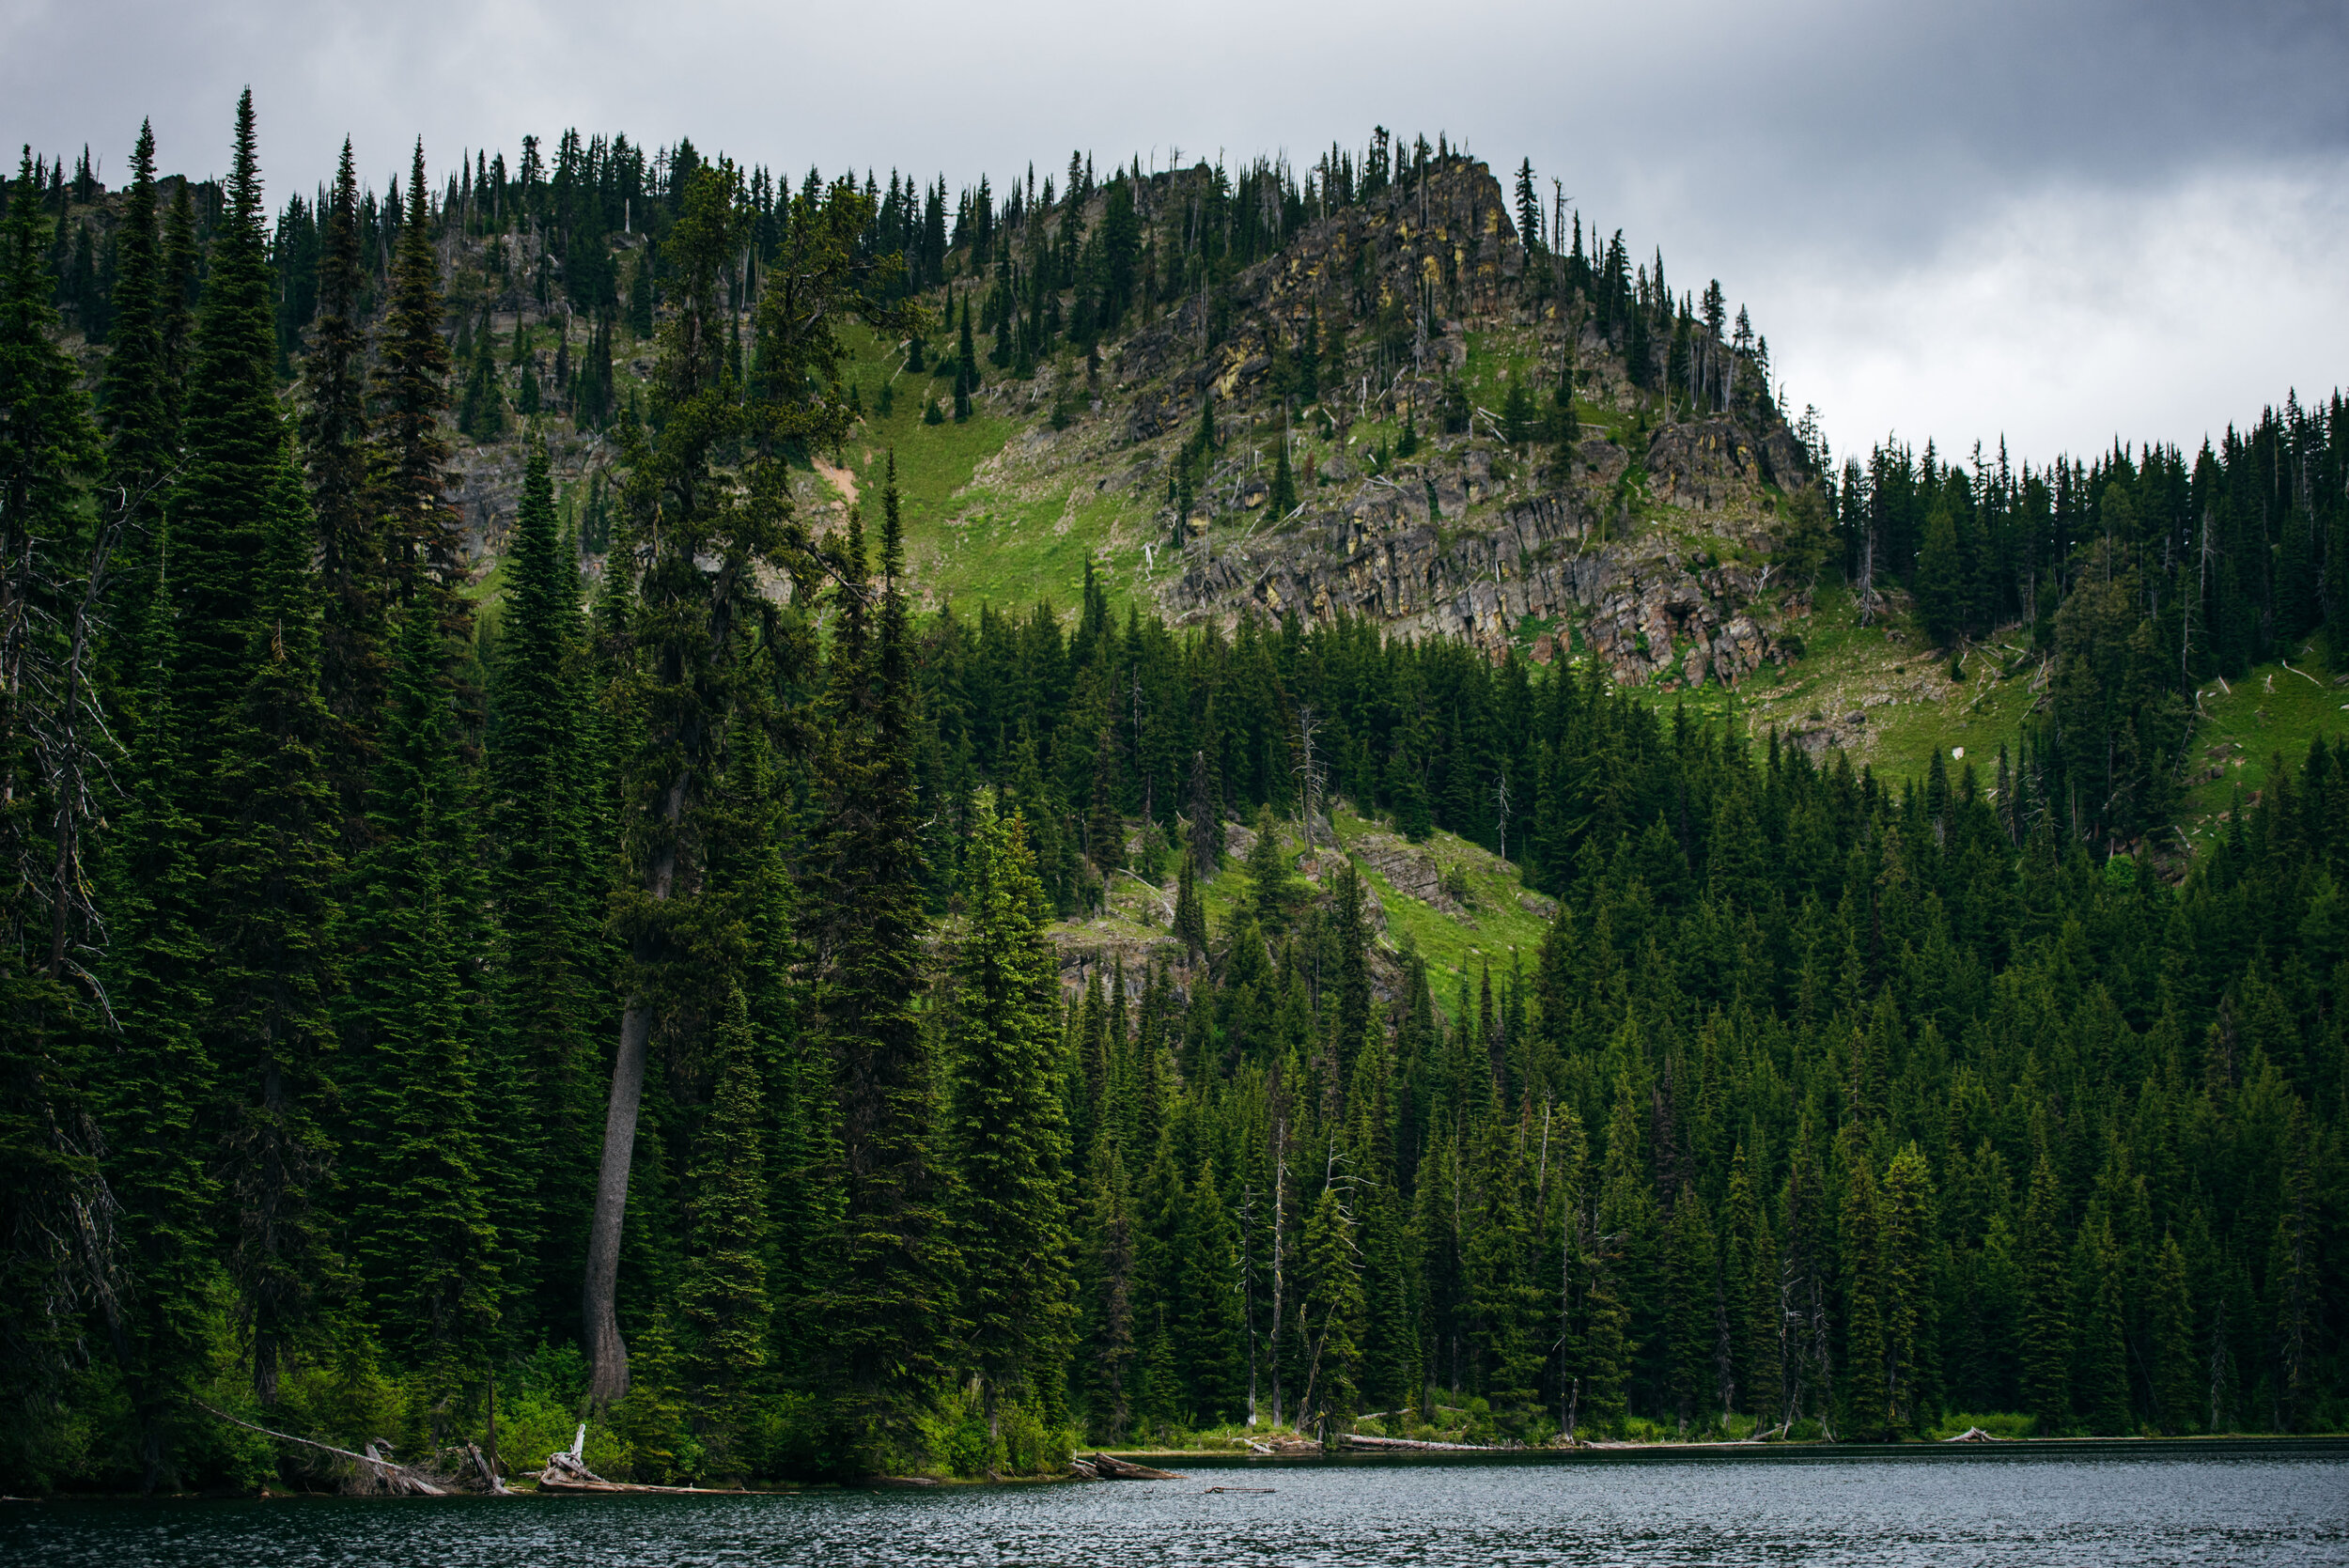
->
[533, 1443, 763, 1495]
[196, 1403, 457, 1496]
[1083, 1452, 1183, 1480]
[1943, 1426, 2013, 1443]
[1337, 1431, 1498, 1452]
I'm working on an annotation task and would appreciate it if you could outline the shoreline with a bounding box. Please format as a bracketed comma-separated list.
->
[1106, 1434, 2349, 1465]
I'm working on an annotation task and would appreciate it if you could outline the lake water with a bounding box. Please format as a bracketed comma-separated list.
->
[7, 1450, 2345, 1566]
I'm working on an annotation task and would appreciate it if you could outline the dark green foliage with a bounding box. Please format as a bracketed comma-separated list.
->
[172, 91, 284, 745]
[804, 477, 949, 1468]
[485, 440, 601, 1336]
[207, 449, 347, 1402]
[378, 143, 459, 625]
[0, 139, 109, 1489]
[301, 139, 383, 824]
[1268, 430, 1298, 519]
[5, 117, 2347, 1497]
[680, 986, 773, 1475]
[341, 602, 499, 1402]
[945, 801, 1073, 1422]
[97, 533, 219, 1489]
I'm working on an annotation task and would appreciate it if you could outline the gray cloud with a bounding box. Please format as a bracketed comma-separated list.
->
[8, 0, 2343, 462]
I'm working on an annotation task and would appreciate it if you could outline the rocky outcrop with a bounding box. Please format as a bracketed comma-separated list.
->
[1091, 159, 1819, 689]
[1172, 477, 1795, 687]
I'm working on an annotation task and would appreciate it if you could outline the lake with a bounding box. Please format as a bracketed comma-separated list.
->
[7, 1449, 2345, 1566]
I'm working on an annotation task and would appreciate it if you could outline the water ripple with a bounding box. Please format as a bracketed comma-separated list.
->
[7, 1454, 2344, 1568]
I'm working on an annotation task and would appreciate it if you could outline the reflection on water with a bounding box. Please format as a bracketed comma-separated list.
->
[6, 1452, 2345, 1567]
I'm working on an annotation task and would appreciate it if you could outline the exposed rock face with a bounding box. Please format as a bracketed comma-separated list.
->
[1172, 480, 1795, 687]
[1644, 417, 1805, 509]
[1105, 159, 1817, 686]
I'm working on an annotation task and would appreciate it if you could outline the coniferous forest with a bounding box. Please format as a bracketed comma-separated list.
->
[1, 99, 2345, 1494]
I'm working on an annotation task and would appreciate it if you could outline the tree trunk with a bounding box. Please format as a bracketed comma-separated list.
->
[583, 775, 683, 1405]
[583, 1001, 652, 1404]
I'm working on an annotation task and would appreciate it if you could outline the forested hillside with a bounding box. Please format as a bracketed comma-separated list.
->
[0, 100, 2343, 1495]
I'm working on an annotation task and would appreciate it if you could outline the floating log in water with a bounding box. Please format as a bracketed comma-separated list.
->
[1204, 1485, 1277, 1494]
[1087, 1452, 1183, 1480]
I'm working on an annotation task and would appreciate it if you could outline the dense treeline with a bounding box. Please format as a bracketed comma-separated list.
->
[1828, 403, 2348, 850]
[1, 101, 2342, 1498]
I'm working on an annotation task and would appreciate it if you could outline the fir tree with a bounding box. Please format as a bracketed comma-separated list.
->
[301, 139, 382, 826]
[1172, 848, 1208, 965]
[342, 601, 499, 1405]
[2017, 1137, 2071, 1433]
[681, 985, 773, 1476]
[946, 799, 1074, 1427]
[1080, 1138, 1139, 1440]
[1662, 1183, 1718, 1431]
[485, 438, 600, 1334]
[207, 447, 346, 1402]
[804, 457, 950, 1468]
[376, 141, 459, 627]
[1244, 805, 1297, 934]
[0, 138, 107, 1476]
[171, 91, 283, 751]
[96, 527, 217, 1488]
[1879, 1142, 1934, 1433]
[98, 120, 170, 669]
[2148, 1230, 2196, 1433]
[1268, 429, 1298, 519]
[1296, 1181, 1363, 1434]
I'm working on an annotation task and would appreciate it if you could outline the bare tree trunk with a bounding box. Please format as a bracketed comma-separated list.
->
[583, 1004, 652, 1404]
[1268, 1117, 1286, 1429]
[583, 776, 682, 1404]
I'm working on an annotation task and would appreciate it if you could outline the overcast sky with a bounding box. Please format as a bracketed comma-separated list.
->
[8, 0, 2343, 467]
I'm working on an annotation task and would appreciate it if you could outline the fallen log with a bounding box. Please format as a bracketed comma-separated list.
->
[1067, 1458, 1100, 1479]
[1943, 1426, 2011, 1443]
[466, 1443, 511, 1495]
[534, 1472, 759, 1496]
[533, 1445, 766, 1495]
[1088, 1452, 1183, 1480]
[195, 1403, 452, 1496]
[1338, 1432, 1496, 1452]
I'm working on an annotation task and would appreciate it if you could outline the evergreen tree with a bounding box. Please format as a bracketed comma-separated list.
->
[484, 439, 601, 1334]
[1080, 1138, 1138, 1438]
[805, 460, 949, 1468]
[2017, 1137, 2071, 1433]
[172, 91, 284, 750]
[207, 448, 346, 1402]
[98, 119, 170, 669]
[680, 985, 773, 1476]
[1296, 1181, 1363, 1433]
[946, 800, 1073, 1428]
[1268, 429, 1298, 518]
[376, 141, 459, 627]
[341, 601, 499, 1407]
[301, 137, 383, 795]
[96, 529, 217, 1488]
[2148, 1230, 2196, 1434]
[0, 139, 108, 1481]
[1244, 805, 1297, 933]
[1879, 1142, 1933, 1433]
[1662, 1183, 1717, 1430]
[1172, 848, 1208, 965]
